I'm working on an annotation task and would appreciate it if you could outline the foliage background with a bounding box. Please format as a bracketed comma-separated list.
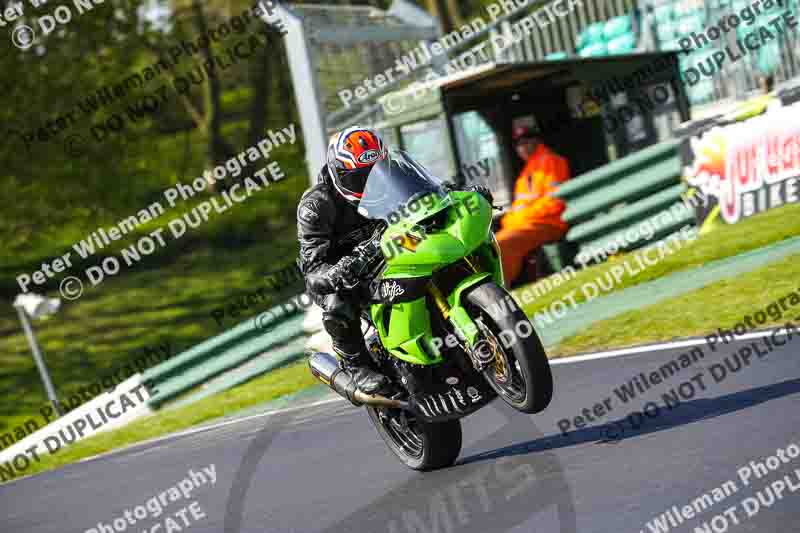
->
[0, 0, 489, 442]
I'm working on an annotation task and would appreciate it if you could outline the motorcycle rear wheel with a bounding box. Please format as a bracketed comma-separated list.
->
[366, 406, 462, 471]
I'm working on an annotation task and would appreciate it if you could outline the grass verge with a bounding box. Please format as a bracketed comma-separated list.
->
[554, 252, 800, 355]
[515, 203, 800, 317]
[0, 240, 302, 438]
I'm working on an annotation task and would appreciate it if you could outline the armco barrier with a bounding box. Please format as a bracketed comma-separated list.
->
[168, 337, 309, 409]
[554, 139, 694, 263]
[144, 294, 309, 408]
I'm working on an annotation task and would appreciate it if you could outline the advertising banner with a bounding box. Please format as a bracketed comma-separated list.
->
[682, 101, 800, 224]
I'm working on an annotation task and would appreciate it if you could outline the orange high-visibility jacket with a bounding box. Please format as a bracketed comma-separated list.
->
[500, 144, 571, 232]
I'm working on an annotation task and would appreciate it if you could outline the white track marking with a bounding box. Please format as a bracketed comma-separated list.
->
[549, 327, 792, 366]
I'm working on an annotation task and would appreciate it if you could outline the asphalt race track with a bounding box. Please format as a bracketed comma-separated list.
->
[2, 333, 799, 533]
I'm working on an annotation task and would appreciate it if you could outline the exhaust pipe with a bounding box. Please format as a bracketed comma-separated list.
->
[308, 352, 408, 409]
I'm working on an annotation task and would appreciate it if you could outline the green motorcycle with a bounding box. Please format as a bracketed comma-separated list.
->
[309, 150, 552, 471]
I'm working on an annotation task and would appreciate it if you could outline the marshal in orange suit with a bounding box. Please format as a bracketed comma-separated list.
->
[496, 125, 571, 285]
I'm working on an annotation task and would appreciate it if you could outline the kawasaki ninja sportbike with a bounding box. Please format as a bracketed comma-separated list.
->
[309, 150, 552, 471]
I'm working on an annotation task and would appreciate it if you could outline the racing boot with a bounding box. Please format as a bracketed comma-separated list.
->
[335, 346, 389, 395]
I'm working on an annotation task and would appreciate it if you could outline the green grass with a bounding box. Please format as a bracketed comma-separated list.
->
[0, 164, 307, 443]
[514, 202, 800, 317]
[0, 138, 307, 285]
[554, 251, 800, 355]
[7, 359, 318, 481]
[0, 240, 302, 439]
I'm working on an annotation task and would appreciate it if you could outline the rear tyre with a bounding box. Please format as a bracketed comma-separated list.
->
[366, 406, 462, 471]
[465, 281, 553, 414]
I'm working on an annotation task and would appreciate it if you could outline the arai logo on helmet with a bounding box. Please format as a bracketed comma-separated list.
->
[358, 150, 381, 164]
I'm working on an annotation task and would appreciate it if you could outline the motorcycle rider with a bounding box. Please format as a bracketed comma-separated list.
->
[297, 126, 492, 395]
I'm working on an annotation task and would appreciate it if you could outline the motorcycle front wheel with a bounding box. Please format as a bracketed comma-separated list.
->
[465, 281, 553, 414]
[366, 406, 462, 471]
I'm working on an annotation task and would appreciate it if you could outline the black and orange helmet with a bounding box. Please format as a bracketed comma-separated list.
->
[326, 126, 387, 205]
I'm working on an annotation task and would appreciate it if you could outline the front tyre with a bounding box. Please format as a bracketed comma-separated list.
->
[465, 282, 553, 414]
[366, 406, 462, 471]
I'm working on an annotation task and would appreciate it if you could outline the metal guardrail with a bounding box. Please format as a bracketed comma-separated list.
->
[167, 338, 309, 410]
[143, 296, 308, 408]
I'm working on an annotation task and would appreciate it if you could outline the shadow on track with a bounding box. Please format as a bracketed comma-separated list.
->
[460, 378, 800, 466]
[318, 405, 577, 533]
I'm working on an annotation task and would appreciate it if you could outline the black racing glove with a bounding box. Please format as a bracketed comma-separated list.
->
[326, 225, 388, 292]
[326, 255, 365, 291]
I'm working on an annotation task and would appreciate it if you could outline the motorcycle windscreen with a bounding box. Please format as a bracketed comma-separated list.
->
[356, 150, 446, 221]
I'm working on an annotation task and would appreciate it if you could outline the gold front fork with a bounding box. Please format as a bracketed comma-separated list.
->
[428, 282, 450, 319]
[428, 257, 479, 325]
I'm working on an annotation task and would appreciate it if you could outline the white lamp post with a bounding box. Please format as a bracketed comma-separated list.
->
[13, 293, 64, 417]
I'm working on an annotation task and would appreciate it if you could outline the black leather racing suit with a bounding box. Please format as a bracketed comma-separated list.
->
[296, 165, 383, 361]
